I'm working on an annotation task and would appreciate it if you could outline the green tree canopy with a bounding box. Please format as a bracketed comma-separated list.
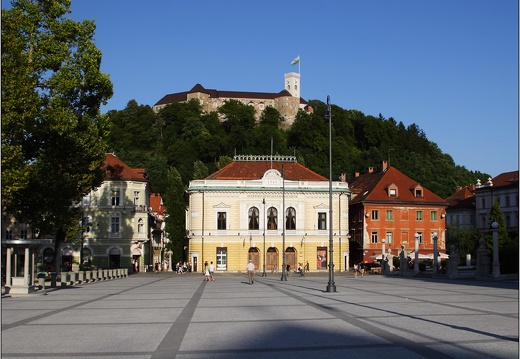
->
[1, 0, 113, 247]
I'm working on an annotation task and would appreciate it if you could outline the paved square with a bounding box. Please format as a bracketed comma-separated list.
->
[2, 272, 518, 358]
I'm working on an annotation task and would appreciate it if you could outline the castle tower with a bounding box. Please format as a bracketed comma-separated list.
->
[284, 72, 300, 98]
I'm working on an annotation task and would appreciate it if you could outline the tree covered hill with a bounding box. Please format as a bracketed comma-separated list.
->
[107, 99, 489, 199]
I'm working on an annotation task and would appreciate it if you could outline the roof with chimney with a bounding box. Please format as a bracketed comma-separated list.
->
[349, 163, 447, 205]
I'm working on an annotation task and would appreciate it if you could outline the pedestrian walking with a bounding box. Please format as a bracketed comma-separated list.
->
[209, 261, 215, 281]
[246, 260, 255, 284]
[353, 263, 358, 278]
[204, 262, 210, 281]
[359, 262, 365, 277]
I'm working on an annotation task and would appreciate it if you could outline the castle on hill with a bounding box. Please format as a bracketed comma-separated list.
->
[153, 73, 311, 127]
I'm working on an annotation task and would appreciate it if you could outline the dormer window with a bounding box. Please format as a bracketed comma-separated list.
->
[412, 184, 424, 198]
[387, 183, 398, 198]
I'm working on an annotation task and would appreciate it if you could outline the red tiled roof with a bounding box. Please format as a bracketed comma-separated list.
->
[149, 193, 166, 215]
[445, 186, 476, 209]
[349, 166, 446, 204]
[490, 171, 519, 187]
[103, 153, 147, 181]
[206, 161, 328, 181]
[154, 84, 308, 107]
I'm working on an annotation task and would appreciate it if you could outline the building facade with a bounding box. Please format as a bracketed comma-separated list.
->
[473, 171, 519, 233]
[185, 155, 351, 273]
[445, 185, 477, 229]
[348, 161, 448, 265]
[153, 73, 310, 127]
[69, 153, 151, 272]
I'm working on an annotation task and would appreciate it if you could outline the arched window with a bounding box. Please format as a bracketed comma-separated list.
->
[248, 207, 259, 230]
[286, 207, 296, 230]
[138, 218, 144, 233]
[267, 207, 278, 230]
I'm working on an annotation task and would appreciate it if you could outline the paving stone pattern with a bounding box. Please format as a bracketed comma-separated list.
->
[1, 272, 518, 358]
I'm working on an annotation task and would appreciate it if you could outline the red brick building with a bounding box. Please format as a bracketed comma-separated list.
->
[348, 161, 448, 265]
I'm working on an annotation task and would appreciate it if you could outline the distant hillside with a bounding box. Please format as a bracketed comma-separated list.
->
[107, 99, 490, 198]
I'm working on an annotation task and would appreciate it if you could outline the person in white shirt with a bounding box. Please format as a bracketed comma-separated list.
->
[209, 261, 215, 281]
[246, 260, 255, 284]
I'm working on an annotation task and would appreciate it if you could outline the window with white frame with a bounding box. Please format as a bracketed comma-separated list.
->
[318, 212, 327, 230]
[371, 232, 378, 244]
[267, 207, 278, 230]
[111, 188, 120, 206]
[371, 210, 379, 220]
[138, 218, 144, 233]
[5, 229, 13, 240]
[20, 228, 28, 239]
[111, 216, 120, 233]
[217, 212, 227, 230]
[416, 211, 423, 221]
[285, 207, 296, 230]
[134, 191, 140, 206]
[386, 210, 393, 221]
[386, 232, 393, 244]
[248, 207, 259, 230]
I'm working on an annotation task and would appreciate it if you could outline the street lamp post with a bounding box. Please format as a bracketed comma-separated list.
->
[325, 95, 336, 293]
[262, 198, 266, 277]
[432, 232, 438, 274]
[381, 239, 386, 272]
[281, 164, 287, 281]
[414, 233, 420, 273]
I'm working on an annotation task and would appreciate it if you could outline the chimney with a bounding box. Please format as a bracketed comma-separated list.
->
[368, 167, 374, 173]
[340, 173, 347, 182]
[381, 160, 388, 172]
[355, 172, 360, 177]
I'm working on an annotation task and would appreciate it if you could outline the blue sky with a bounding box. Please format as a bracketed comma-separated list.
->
[5, 0, 519, 177]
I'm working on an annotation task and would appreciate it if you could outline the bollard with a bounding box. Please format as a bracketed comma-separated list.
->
[50, 272, 57, 288]
[60, 272, 69, 287]
[91, 270, 98, 282]
[38, 277, 46, 290]
[85, 270, 92, 283]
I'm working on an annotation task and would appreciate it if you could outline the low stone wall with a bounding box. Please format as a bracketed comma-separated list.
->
[39, 268, 129, 289]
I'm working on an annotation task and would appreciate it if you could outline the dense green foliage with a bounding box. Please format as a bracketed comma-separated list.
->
[1, 0, 113, 253]
[107, 99, 490, 199]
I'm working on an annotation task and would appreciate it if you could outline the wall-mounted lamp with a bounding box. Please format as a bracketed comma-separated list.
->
[365, 212, 370, 218]
[441, 213, 445, 219]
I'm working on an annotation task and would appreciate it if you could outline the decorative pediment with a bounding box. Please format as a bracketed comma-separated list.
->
[262, 169, 282, 180]
[213, 202, 231, 208]
[313, 203, 328, 209]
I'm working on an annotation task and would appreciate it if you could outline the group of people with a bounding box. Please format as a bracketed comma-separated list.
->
[203, 261, 215, 281]
[176, 262, 191, 274]
[353, 262, 365, 278]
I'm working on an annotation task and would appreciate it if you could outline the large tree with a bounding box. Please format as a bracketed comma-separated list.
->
[1, 0, 113, 252]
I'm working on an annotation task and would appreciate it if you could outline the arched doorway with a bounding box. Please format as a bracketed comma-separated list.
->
[266, 247, 278, 272]
[61, 248, 73, 271]
[82, 248, 92, 270]
[285, 247, 296, 272]
[131, 247, 141, 272]
[248, 247, 260, 271]
[108, 247, 121, 269]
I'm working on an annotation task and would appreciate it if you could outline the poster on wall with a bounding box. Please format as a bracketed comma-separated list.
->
[317, 247, 327, 269]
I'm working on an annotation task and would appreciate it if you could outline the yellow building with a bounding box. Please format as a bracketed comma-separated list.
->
[186, 155, 351, 274]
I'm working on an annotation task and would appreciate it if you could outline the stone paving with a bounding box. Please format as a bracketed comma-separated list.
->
[1, 271, 518, 359]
